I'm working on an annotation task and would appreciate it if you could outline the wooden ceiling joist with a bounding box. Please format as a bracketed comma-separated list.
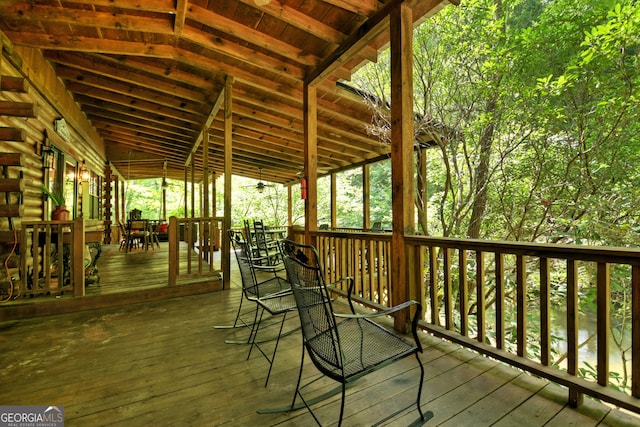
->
[0, 0, 451, 184]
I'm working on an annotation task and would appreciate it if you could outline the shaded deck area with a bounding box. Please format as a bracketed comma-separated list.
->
[2, 277, 640, 425]
[0, 241, 223, 321]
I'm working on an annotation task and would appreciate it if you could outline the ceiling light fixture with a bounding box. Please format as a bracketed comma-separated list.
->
[253, 0, 271, 6]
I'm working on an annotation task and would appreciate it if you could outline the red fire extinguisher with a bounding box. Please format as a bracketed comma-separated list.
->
[300, 177, 307, 200]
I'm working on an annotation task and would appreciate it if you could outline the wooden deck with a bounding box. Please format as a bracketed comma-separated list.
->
[2, 244, 640, 425]
[0, 242, 223, 321]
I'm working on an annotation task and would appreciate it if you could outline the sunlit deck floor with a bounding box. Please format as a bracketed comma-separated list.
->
[1, 242, 222, 314]
[2, 281, 640, 426]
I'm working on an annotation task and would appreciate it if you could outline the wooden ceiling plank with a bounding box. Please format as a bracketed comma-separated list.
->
[241, 0, 346, 45]
[45, 0, 177, 14]
[46, 53, 209, 104]
[320, 0, 379, 15]
[74, 90, 204, 128]
[55, 68, 209, 116]
[2, 31, 177, 57]
[179, 26, 306, 80]
[0, 3, 174, 34]
[85, 108, 199, 137]
[94, 123, 197, 146]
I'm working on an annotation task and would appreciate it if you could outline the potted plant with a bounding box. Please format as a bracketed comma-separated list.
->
[40, 184, 69, 220]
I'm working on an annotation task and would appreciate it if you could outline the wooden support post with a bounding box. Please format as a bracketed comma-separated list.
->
[190, 161, 195, 218]
[73, 217, 85, 297]
[330, 173, 336, 228]
[183, 166, 188, 218]
[632, 265, 640, 398]
[389, 3, 414, 330]
[203, 127, 209, 218]
[168, 216, 179, 286]
[363, 164, 370, 230]
[303, 83, 318, 246]
[222, 76, 233, 290]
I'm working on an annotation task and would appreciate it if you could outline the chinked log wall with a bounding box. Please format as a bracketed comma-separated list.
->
[0, 36, 108, 233]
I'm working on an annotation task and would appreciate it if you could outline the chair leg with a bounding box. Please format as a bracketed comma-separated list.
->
[337, 383, 346, 427]
[215, 293, 253, 329]
[247, 309, 289, 387]
[415, 352, 426, 420]
[290, 342, 306, 410]
[263, 312, 287, 387]
[247, 307, 265, 359]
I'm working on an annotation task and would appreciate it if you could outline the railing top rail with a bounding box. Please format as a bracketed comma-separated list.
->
[405, 234, 640, 264]
[311, 230, 392, 240]
[21, 220, 76, 226]
[172, 217, 223, 222]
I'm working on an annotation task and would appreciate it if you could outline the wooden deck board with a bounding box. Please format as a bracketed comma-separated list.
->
[2, 250, 640, 426]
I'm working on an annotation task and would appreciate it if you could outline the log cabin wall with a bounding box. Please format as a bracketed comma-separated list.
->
[1, 34, 109, 251]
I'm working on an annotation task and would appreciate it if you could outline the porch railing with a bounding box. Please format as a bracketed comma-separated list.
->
[168, 216, 222, 286]
[293, 228, 640, 415]
[18, 218, 85, 297]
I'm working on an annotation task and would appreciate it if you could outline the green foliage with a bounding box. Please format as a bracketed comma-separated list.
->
[40, 184, 65, 207]
[351, 0, 639, 395]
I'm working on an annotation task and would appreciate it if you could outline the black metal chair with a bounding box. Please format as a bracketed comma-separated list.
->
[253, 219, 283, 267]
[223, 229, 297, 386]
[216, 230, 288, 330]
[279, 239, 428, 427]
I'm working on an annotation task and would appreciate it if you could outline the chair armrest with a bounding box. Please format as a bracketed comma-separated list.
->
[328, 276, 355, 313]
[334, 299, 418, 319]
[259, 288, 293, 300]
[334, 300, 423, 352]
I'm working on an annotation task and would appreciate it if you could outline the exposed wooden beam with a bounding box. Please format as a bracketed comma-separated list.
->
[185, 86, 225, 166]
[174, 0, 188, 37]
[321, 0, 378, 15]
[36, 0, 176, 13]
[306, 0, 405, 85]
[240, 0, 346, 45]
[186, 4, 320, 67]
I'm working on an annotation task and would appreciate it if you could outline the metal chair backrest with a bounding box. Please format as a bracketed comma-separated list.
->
[228, 229, 279, 300]
[253, 219, 269, 251]
[280, 240, 342, 378]
[243, 219, 254, 247]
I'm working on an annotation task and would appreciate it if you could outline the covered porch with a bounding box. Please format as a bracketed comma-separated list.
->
[1, 0, 639, 423]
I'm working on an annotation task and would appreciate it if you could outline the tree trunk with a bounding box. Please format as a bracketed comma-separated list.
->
[466, 97, 497, 239]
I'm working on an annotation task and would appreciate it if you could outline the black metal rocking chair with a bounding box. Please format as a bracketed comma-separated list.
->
[278, 239, 428, 426]
[215, 230, 288, 331]
[222, 229, 297, 386]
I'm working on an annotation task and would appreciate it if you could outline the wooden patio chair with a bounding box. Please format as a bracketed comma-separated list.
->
[127, 219, 150, 252]
[278, 239, 428, 427]
[222, 229, 296, 386]
[118, 222, 128, 251]
[149, 220, 161, 249]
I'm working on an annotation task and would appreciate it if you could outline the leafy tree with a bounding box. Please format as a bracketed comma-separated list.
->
[351, 0, 640, 393]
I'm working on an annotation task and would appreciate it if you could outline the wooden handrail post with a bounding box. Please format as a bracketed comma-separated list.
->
[168, 216, 178, 286]
[73, 217, 85, 296]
